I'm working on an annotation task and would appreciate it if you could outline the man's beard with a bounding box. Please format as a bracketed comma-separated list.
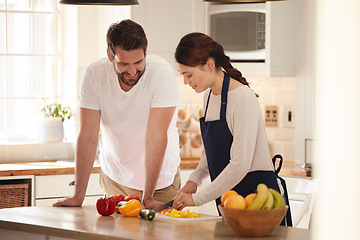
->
[116, 68, 145, 87]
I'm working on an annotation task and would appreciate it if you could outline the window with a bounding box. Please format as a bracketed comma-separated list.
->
[0, 0, 59, 141]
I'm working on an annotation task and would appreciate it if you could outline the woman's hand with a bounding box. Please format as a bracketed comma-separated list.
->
[179, 181, 197, 194]
[173, 181, 198, 210]
[173, 192, 195, 210]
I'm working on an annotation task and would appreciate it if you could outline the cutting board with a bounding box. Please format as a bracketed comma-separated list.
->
[155, 213, 222, 222]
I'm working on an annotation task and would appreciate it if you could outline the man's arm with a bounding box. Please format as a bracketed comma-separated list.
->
[53, 108, 100, 207]
[142, 106, 176, 209]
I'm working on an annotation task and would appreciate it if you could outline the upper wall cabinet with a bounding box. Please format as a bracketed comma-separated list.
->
[131, 0, 206, 71]
[205, 1, 295, 77]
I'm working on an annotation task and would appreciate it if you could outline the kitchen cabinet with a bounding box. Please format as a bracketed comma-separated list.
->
[35, 173, 103, 206]
[0, 175, 34, 208]
[0, 161, 102, 207]
[294, 0, 317, 165]
[131, 0, 205, 71]
[282, 176, 318, 229]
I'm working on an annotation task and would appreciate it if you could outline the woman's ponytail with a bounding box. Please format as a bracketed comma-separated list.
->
[175, 32, 258, 97]
[209, 40, 250, 87]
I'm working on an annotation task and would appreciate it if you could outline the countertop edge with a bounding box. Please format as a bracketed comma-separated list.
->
[0, 158, 311, 178]
[0, 219, 121, 240]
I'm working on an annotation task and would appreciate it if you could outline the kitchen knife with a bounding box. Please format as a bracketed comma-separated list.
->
[152, 199, 174, 213]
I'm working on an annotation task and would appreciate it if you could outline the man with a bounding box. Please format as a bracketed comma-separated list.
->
[53, 19, 181, 209]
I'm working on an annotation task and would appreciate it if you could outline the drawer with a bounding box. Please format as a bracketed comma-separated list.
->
[35, 173, 103, 199]
[35, 195, 102, 207]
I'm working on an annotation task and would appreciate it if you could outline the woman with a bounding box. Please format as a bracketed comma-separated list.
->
[173, 32, 283, 213]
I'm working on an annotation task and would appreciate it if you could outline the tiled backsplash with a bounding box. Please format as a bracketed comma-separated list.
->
[177, 76, 296, 161]
[251, 77, 296, 160]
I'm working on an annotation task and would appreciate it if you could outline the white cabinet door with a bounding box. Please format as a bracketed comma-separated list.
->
[294, 0, 317, 165]
[131, 0, 205, 70]
[35, 173, 102, 198]
[36, 196, 101, 207]
[35, 173, 103, 206]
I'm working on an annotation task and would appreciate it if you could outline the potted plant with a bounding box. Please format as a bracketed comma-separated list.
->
[37, 98, 73, 142]
[41, 98, 73, 122]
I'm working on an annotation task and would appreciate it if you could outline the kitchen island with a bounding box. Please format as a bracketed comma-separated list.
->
[0, 205, 310, 240]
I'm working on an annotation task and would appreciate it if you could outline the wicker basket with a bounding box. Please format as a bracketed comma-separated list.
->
[0, 183, 29, 209]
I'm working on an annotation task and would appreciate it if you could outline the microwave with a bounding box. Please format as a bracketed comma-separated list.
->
[206, 3, 266, 62]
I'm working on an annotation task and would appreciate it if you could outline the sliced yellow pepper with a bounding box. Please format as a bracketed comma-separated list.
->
[162, 209, 201, 218]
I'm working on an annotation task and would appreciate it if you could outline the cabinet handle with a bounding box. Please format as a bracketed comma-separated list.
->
[69, 180, 75, 186]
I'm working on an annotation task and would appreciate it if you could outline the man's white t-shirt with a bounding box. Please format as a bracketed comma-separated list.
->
[78, 55, 181, 190]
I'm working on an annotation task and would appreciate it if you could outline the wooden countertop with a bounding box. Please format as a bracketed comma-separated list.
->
[0, 158, 311, 178]
[0, 205, 310, 240]
[0, 161, 100, 177]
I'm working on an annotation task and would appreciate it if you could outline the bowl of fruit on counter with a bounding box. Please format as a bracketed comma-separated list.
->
[218, 184, 288, 237]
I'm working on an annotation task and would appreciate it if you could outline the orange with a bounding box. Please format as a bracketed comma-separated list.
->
[245, 193, 257, 208]
[224, 194, 246, 209]
[221, 190, 238, 205]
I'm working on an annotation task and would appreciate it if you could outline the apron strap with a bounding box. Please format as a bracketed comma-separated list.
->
[272, 154, 283, 175]
[203, 72, 230, 119]
[272, 154, 293, 227]
[203, 90, 212, 118]
[220, 73, 230, 120]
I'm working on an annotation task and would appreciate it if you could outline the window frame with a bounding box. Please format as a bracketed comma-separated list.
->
[0, 0, 61, 142]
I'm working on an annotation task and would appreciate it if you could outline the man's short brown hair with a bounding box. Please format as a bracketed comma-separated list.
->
[106, 19, 148, 60]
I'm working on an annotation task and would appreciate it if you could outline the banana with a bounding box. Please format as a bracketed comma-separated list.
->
[261, 191, 274, 210]
[268, 188, 285, 209]
[247, 183, 269, 210]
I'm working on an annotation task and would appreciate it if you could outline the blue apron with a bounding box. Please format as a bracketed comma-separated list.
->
[199, 73, 292, 226]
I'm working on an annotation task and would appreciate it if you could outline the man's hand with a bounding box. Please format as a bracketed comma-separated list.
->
[142, 197, 164, 209]
[52, 195, 84, 207]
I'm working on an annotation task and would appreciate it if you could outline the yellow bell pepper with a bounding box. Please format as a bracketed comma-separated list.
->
[118, 199, 142, 217]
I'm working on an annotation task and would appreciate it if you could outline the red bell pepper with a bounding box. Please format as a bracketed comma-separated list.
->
[124, 194, 141, 203]
[96, 195, 116, 216]
[110, 194, 125, 205]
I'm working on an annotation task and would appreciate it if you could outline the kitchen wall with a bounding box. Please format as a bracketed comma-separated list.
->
[0, 3, 295, 163]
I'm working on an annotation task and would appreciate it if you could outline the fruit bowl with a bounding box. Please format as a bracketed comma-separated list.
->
[218, 205, 288, 237]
